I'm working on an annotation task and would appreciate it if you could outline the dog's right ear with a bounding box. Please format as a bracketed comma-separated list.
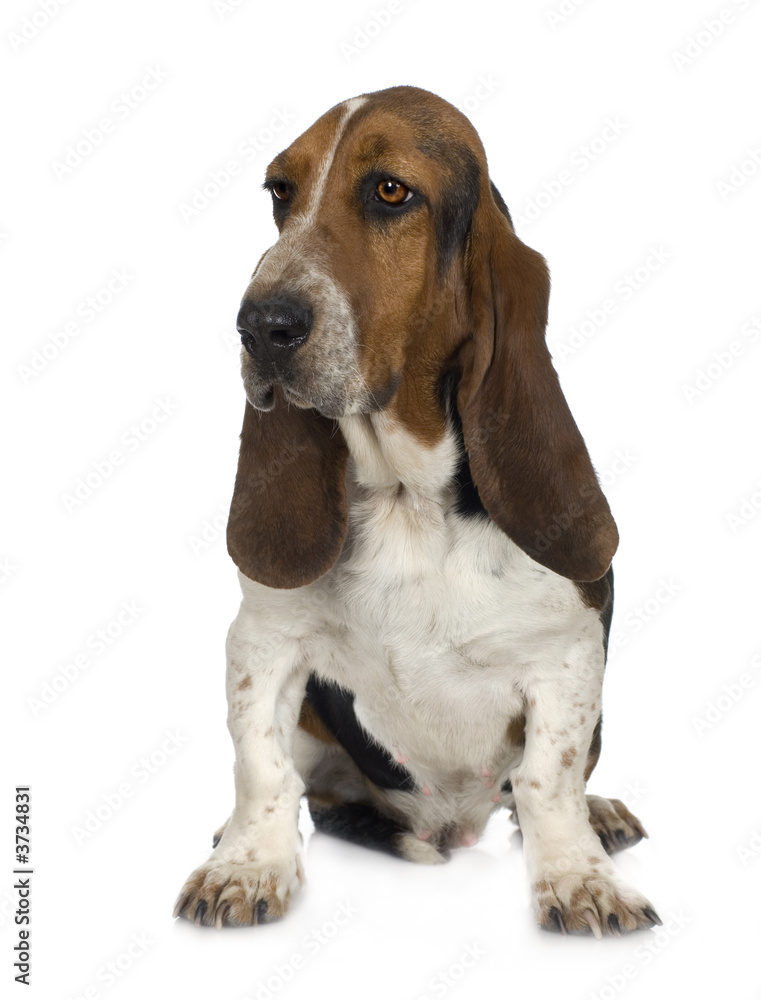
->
[455, 186, 618, 582]
[227, 393, 349, 589]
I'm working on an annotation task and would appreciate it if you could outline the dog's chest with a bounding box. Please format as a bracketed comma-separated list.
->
[300, 413, 601, 819]
[317, 462, 591, 780]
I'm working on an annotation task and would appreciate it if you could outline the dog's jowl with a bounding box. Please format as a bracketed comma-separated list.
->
[174, 86, 659, 937]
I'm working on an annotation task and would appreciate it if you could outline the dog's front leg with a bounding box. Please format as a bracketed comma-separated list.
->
[174, 592, 307, 928]
[511, 641, 659, 938]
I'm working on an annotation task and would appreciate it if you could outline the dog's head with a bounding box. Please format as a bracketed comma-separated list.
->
[237, 87, 483, 419]
[229, 86, 617, 589]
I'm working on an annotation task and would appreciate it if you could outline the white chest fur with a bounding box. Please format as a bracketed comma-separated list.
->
[312, 416, 603, 795]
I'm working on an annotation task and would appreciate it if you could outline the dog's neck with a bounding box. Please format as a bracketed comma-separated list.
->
[338, 410, 458, 500]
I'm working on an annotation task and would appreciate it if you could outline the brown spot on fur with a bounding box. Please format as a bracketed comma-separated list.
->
[529, 780, 541, 790]
[298, 699, 340, 746]
[506, 714, 526, 747]
[561, 747, 578, 768]
[307, 792, 343, 809]
[236, 675, 252, 691]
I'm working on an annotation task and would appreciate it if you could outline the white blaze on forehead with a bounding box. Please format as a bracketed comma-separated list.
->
[250, 95, 368, 284]
[301, 95, 367, 223]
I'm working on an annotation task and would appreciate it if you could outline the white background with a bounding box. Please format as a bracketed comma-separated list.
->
[3, 0, 760, 997]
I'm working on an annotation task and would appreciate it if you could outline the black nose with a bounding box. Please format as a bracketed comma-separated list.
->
[237, 298, 312, 358]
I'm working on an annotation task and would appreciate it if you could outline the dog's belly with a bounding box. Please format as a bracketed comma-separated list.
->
[305, 504, 599, 830]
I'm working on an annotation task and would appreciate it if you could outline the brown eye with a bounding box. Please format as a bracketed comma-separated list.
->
[376, 179, 410, 204]
[272, 182, 290, 202]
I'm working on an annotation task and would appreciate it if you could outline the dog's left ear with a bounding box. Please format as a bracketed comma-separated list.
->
[456, 188, 618, 582]
[227, 394, 349, 589]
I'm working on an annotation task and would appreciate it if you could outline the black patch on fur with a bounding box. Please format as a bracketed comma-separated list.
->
[438, 369, 489, 520]
[600, 566, 614, 657]
[576, 567, 615, 658]
[588, 715, 602, 765]
[417, 138, 481, 278]
[308, 801, 408, 857]
[367, 370, 402, 411]
[305, 675, 416, 791]
[490, 181, 514, 227]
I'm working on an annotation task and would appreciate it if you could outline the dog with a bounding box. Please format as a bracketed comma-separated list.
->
[174, 85, 659, 937]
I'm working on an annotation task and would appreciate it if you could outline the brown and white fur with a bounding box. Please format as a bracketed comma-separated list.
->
[174, 86, 659, 937]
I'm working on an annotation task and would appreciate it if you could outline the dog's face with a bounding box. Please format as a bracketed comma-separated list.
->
[236, 88, 483, 419]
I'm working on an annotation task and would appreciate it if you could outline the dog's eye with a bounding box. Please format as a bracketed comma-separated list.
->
[272, 182, 291, 202]
[375, 180, 412, 205]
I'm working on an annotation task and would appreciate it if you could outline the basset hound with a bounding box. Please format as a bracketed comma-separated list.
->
[174, 85, 660, 937]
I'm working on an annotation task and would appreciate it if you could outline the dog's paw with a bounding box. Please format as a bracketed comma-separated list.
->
[173, 856, 304, 928]
[533, 862, 661, 937]
[587, 795, 648, 854]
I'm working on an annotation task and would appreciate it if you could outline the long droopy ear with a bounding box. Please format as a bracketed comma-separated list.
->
[227, 391, 349, 589]
[457, 193, 618, 582]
